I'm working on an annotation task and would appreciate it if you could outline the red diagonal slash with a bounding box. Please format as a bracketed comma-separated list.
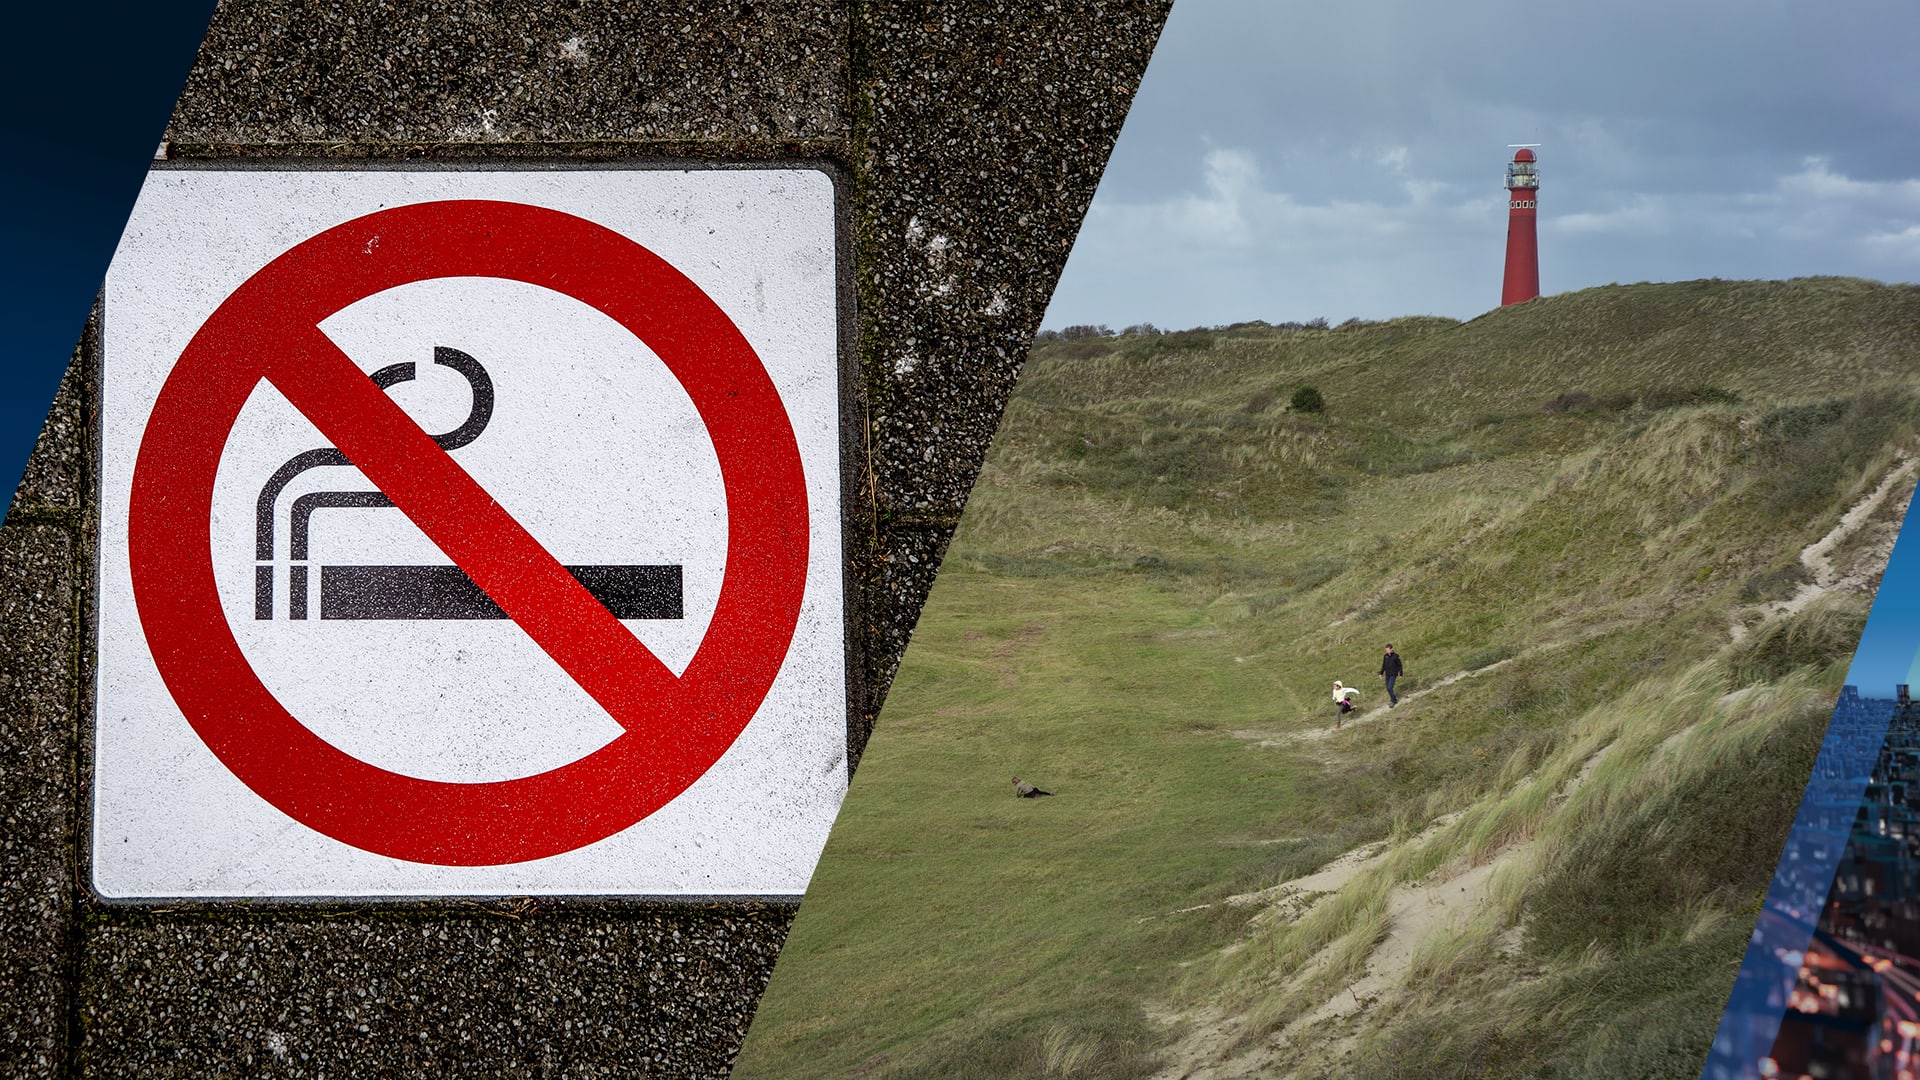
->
[129, 200, 812, 866]
[267, 323, 681, 718]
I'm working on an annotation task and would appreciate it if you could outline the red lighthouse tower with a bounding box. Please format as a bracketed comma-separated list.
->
[1501, 146, 1540, 305]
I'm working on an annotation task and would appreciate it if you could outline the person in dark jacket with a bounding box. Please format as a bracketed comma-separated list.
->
[1380, 644, 1404, 706]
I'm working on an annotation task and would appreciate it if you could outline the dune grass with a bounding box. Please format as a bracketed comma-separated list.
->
[730, 279, 1920, 1079]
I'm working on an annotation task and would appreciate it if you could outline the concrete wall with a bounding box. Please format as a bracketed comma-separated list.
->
[0, 2, 1170, 1075]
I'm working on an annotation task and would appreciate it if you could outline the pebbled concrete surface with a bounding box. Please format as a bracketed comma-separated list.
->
[0, 339, 93, 1079]
[166, 2, 850, 148]
[0, 1, 1173, 1075]
[0, 520, 80, 1078]
[80, 907, 792, 1079]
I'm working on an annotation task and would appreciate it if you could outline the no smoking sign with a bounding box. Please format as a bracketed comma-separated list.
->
[95, 168, 850, 897]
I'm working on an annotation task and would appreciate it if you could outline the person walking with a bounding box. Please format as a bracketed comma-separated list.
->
[1380, 644, 1404, 707]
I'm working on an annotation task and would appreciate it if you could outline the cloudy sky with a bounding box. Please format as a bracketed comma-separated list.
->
[1043, 0, 1920, 330]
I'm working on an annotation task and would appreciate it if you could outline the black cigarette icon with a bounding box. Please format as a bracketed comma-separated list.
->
[254, 347, 683, 622]
[316, 564, 682, 621]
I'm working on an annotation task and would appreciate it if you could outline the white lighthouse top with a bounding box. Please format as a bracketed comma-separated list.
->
[1506, 147, 1539, 189]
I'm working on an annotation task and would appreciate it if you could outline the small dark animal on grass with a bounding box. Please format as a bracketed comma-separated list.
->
[1013, 777, 1053, 798]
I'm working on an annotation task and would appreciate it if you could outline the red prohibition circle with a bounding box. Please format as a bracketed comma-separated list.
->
[128, 199, 810, 866]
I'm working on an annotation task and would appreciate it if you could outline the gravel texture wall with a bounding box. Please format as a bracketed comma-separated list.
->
[0, 2, 1170, 1075]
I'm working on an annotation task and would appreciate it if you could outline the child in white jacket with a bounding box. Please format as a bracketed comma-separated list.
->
[1332, 681, 1359, 726]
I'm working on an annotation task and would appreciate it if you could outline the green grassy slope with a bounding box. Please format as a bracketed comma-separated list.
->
[732, 278, 1920, 1079]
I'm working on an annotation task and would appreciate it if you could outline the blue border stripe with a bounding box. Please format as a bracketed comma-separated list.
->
[0, 3, 216, 518]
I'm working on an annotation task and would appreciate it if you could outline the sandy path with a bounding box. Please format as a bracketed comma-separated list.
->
[1731, 453, 1915, 640]
[1149, 754, 1606, 1080]
[1290, 454, 1913, 743]
[1271, 628, 1622, 745]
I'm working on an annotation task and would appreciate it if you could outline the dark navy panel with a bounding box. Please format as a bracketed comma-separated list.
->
[0, 3, 216, 518]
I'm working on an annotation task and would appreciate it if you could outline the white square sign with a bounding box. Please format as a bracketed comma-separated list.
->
[95, 167, 848, 898]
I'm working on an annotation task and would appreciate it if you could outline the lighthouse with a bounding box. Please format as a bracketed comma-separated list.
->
[1501, 146, 1540, 305]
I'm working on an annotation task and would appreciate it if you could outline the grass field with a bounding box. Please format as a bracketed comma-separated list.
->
[732, 278, 1920, 1079]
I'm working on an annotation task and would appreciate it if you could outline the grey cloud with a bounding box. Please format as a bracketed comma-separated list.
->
[1045, 0, 1920, 328]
